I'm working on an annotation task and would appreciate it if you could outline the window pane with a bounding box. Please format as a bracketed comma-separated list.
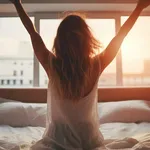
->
[0, 17, 34, 88]
[121, 16, 150, 86]
[40, 19, 116, 87]
[40, 19, 61, 87]
[86, 19, 116, 86]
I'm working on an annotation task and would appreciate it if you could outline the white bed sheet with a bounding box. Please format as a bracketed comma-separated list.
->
[0, 123, 150, 150]
[0, 126, 45, 150]
[101, 122, 150, 140]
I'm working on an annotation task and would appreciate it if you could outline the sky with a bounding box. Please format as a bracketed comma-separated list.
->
[0, 17, 150, 73]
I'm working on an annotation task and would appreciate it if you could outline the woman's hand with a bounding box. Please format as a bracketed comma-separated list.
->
[9, 0, 21, 4]
[137, 0, 150, 9]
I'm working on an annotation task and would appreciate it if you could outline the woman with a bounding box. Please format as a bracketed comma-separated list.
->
[9, 0, 150, 149]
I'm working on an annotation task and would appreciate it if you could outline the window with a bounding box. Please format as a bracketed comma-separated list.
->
[2, 13, 149, 88]
[40, 19, 61, 87]
[0, 17, 34, 87]
[29, 80, 32, 85]
[21, 70, 23, 76]
[121, 16, 150, 86]
[1, 80, 4, 85]
[20, 80, 23, 85]
[86, 19, 116, 87]
[39, 19, 116, 87]
[13, 80, 16, 85]
[7, 80, 10, 85]
[13, 70, 17, 76]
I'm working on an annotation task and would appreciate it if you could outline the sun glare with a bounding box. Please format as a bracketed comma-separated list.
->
[121, 38, 142, 60]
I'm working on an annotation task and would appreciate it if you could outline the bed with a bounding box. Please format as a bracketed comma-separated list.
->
[0, 87, 150, 150]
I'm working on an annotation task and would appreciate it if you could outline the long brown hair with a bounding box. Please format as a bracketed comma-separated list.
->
[52, 13, 101, 101]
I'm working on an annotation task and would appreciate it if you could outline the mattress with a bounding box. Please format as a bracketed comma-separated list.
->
[0, 123, 150, 150]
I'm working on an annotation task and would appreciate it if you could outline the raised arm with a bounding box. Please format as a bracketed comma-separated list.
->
[10, 0, 54, 77]
[97, 0, 150, 72]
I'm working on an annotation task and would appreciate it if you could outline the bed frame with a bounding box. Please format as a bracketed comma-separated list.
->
[0, 87, 149, 103]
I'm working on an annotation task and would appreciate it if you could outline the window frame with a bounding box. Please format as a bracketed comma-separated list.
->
[1, 11, 150, 88]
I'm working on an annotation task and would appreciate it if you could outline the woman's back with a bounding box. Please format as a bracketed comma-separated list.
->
[45, 70, 104, 149]
[31, 57, 105, 150]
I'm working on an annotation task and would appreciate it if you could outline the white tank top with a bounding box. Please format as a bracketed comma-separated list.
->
[42, 75, 105, 150]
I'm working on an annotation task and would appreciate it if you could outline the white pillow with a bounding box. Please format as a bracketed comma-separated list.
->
[0, 101, 47, 127]
[1, 98, 150, 127]
[0, 97, 19, 103]
[98, 100, 150, 124]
